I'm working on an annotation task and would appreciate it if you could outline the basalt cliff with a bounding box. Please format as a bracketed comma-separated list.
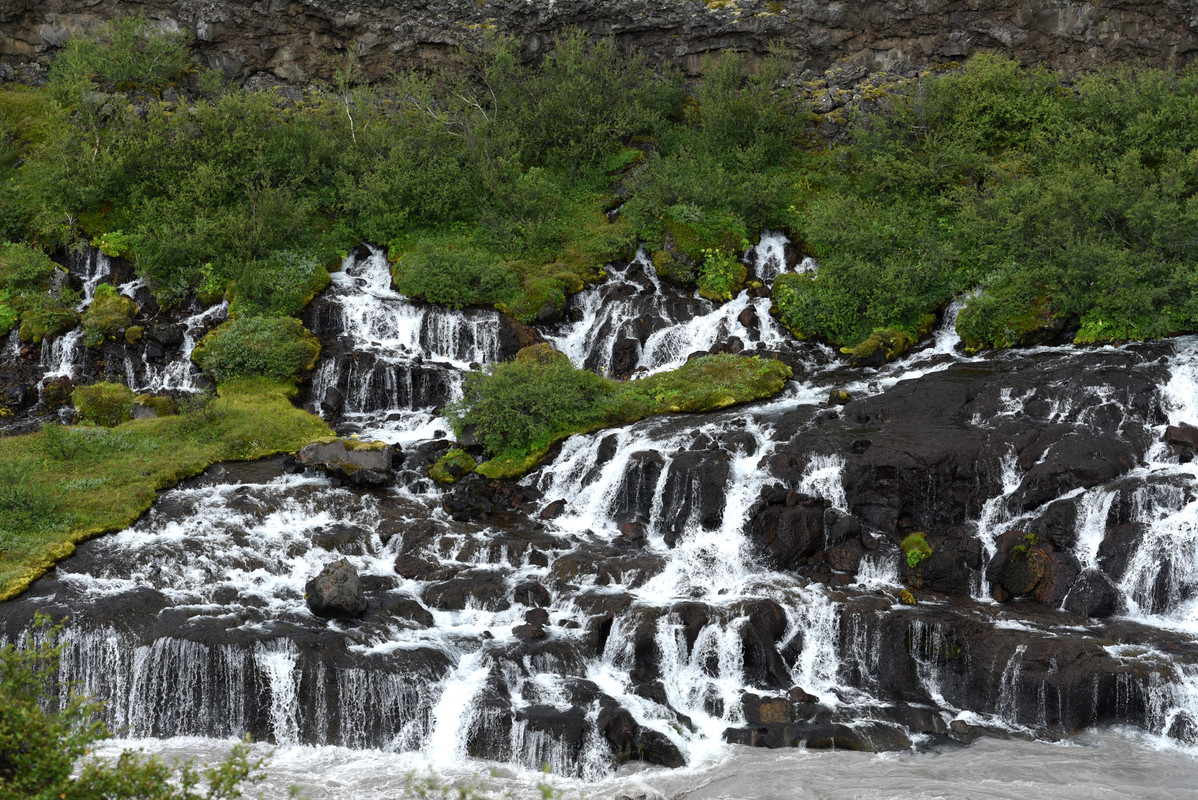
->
[3, 0, 1197, 84]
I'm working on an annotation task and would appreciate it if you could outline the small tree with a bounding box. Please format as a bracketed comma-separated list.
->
[0, 615, 269, 800]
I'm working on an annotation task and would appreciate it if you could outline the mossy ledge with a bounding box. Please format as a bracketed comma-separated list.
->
[457, 350, 792, 480]
[0, 378, 331, 601]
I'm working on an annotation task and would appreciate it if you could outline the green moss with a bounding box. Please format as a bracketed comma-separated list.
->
[81, 283, 137, 346]
[900, 532, 932, 569]
[72, 381, 135, 427]
[848, 328, 914, 367]
[125, 324, 144, 343]
[429, 448, 478, 484]
[18, 298, 78, 345]
[0, 379, 331, 601]
[133, 394, 179, 417]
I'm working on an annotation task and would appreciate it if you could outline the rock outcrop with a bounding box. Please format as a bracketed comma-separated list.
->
[3, 0, 1196, 85]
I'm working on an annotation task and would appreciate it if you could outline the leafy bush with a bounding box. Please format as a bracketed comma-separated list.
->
[0, 304, 15, 337]
[191, 316, 321, 383]
[696, 248, 747, 302]
[393, 241, 518, 309]
[230, 250, 330, 317]
[48, 15, 192, 104]
[446, 344, 612, 458]
[81, 283, 137, 346]
[72, 381, 135, 427]
[900, 532, 932, 569]
[0, 242, 56, 292]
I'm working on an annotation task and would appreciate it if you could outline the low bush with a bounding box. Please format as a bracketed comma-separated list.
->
[191, 316, 321, 383]
[72, 381, 136, 427]
[900, 532, 932, 569]
[230, 250, 331, 317]
[393, 241, 519, 309]
[18, 295, 79, 344]
[47, 15, 192, 104]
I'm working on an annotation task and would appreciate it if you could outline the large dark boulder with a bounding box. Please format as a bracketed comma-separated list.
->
[305, 558, 368, 618]
[1064, 569, 1122, 618]
[748, 490, 827, 570]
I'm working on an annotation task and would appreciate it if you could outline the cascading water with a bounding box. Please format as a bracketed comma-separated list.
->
[7, 241, 1198, 798]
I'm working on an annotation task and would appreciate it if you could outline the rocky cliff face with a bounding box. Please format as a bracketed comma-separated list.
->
[3, 0, 1197, 84]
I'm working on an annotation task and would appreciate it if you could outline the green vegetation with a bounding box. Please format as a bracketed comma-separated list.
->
[1, 615, 269, 799]
[191, 316, 321, 383]
[448, 346, 791, 477]
[429, 448, 478, 484]
[0, 379, 331, 600]
[776, 56, 1198, 350]
[71, 381, 135, 427]
[900, 532, 932, 569]
[80, 283, 137, 346]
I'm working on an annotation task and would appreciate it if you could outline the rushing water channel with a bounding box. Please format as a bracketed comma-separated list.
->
[4, 238, 1198, 795]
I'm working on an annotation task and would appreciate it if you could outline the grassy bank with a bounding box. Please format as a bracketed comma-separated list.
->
[0, 379, 330, 600]
[448, 347, 792, 479]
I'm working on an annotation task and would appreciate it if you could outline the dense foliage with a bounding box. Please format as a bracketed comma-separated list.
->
[778, 56, 1198, 348]
[0, 615, 269, 799]
[191, 316, 321, 383]
[0, 18, 1194, 370]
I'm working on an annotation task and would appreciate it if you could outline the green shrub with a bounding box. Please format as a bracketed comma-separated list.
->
[900, 532, 932, 569]
[72, 381, 135, 427]
[40, 421, 88, 460]
[393, 242, 519, 309]
[0, 242, 57, 292]
[446, 344, 613, 457]
[230, 250, 331, 317]
[0, 304, 16, 337]
[191, 316, 321, 383]
[48, 15, 192, 104]
[696, 248, 747, 302]
[81, 283, 137, 346]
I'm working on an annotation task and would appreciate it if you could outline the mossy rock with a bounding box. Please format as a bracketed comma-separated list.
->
[133, 394, 178, 418]
[900, 532, 932, 569]
[958, 293, 1064, 351]
[72, 381, 135, 427]
[430, 448, 477, 484]
[125, 325, 144, 343]
[650, 249, 696, 286]
[848, 328, 914, 367]
[82, 284, 138, 347]
[19, 303, 79, 344]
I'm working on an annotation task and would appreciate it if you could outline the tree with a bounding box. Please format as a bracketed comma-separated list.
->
[0, 614, 269, 800]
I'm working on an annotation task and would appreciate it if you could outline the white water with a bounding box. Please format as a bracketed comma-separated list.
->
[9, 243, 1198, 791]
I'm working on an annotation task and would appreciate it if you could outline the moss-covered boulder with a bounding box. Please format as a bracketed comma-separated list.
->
[18, 297, 79, 344]
[192, 316, 321, 383]
[297, 436, 393, 487]
[848, 328, 914, 367]
[72, 381, 135, 427]
[131, 394, 178, 419]
[430, 448, 477, 485]
[82, 283, 138, 346]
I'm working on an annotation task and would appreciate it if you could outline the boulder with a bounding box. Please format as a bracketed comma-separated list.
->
[305, 558, 368, 618]
[1165, 424, 1198, 449]
[298, 437, 393, 487]
[1064, 569, 1122, 618]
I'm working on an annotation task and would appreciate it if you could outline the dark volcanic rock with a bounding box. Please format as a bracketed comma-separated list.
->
[1064, 569, 1122, 618]
[305, 558, 368, 618]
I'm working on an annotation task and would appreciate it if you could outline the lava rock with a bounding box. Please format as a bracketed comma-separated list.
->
[305, 558, 368, 618]
[1064, 569, 1122, 618]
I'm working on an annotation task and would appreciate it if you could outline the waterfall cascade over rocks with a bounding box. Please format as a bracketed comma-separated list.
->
[4, 237, 1198, 792]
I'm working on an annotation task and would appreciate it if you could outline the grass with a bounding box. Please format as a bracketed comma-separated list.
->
[0, 378, 331, 600]
[471, 353, 792, 479]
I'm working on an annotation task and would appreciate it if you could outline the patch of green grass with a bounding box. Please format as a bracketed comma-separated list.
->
[0, 378, 331, 600]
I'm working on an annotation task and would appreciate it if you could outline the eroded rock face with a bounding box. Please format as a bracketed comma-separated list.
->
[3, 0, 1195, 85]
[297, 437, 394, 487]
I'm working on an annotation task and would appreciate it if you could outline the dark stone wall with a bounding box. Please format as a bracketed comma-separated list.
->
[3, 0, 1197, 84]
